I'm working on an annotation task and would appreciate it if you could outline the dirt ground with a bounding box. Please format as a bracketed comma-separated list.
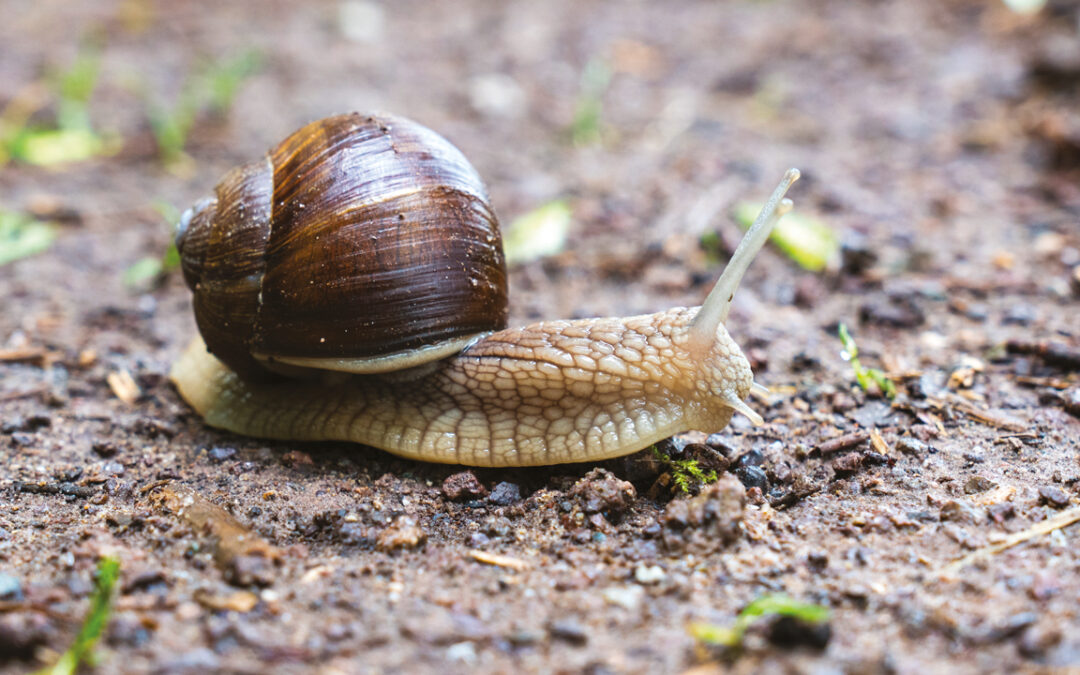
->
[2, 0, 1080, 673]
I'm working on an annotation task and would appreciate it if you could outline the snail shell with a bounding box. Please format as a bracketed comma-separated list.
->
[174, 113, 508, 380]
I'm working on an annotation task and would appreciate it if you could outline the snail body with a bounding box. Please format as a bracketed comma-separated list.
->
[170, 112, 799, 467]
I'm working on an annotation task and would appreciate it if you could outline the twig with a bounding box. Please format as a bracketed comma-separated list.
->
[813, 432, 869, 456]
[937, 505, 1080, 577]
[1007, 340, 1080, 371]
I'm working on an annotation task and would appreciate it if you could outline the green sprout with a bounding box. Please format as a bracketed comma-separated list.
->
[688, 594, 830, 649]
[36, 556, 120, 675]
[838, 323, 897, 399]
[0, 209, 57, 266]
[123, 200, 182, 289]
[146, 49, 262, 168]
[569, 58, 612, 146]
[734, 202, 838, 272]
[652, 446, 718, 494]
[1, 40, 113, 167]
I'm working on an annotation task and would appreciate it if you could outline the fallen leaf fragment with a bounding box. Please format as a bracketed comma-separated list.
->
[150, 486, 281, 586]
[107, 369, 141, 405]
[193, 588, 259, 612]
[468, 550, 528, 571]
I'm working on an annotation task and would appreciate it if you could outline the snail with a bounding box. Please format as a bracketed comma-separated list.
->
[169, 112, 800, 467]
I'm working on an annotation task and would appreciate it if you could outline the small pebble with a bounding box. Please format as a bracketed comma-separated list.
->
[488, 482, 522, 506]
[103, 461, 125, 477]
[208, 446, 237, 462]
[831, 453, 862, 477]
[1038, 485, 1070, 509]
[896, 438, 929, 456]
[633, 564, 666, 585]
[442, 471, 488, 500]
[548, 619, 588, 645]
[1002, 305, 1036, 325]
[939, 500, 982, 524]
[446, 640, 478, 664]
[603, 585, 645, 611]
[0, 573, 23, 601]
[964, 476, 996, 494]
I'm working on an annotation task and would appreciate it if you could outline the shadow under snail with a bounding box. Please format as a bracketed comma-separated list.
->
[170, 112, 799, 467]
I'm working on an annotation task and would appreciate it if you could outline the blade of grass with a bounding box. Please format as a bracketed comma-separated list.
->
[0, 210, 57, 266]
[36, 556, 120, 675]
[838, 323, 896, 399]
[570, 58, 611, 146]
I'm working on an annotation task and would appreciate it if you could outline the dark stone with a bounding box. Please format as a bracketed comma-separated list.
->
[806, 552, 828, 570]
[735, 465, 768, 490]
[858, 295, 924, 328]
[735, 449, 764, 468]
[704, 434, 737, 457]
[92, 441, 118, 457]
[123, 569, 168, 593]
[767, 615, 832, 650]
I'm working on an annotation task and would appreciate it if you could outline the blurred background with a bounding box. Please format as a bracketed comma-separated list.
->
[2, 0, 1078, 334]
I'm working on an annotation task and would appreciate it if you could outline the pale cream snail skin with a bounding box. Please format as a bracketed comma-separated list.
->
[169, 112, 799, 467]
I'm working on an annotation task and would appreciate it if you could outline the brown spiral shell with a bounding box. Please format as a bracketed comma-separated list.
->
[175, 113, 508, 380]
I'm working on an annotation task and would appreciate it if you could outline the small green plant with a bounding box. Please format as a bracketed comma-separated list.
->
[733, 201, 838, 272]
[688, 594, 830, 649]
[123, 201, 182, 289]
[569, 58, 611, 146]
[146, 49, 262, 168]
[36, 556, 120, 675]
[838, 323, 897, 399]
[0, 40, 113, 167]
[0, 209, 57, 266]
[652, 446, 718, 494]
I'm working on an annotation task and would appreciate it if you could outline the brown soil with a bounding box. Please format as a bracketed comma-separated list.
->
[2, 1, 1079, 673]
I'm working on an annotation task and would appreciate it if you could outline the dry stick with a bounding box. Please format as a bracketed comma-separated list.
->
[937, 505, 1080, 578]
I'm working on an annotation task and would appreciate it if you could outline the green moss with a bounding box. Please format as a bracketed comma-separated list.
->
[651, 446, 718, 494]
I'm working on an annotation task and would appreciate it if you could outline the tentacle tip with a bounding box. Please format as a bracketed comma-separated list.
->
[725, 396, 764, 426]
